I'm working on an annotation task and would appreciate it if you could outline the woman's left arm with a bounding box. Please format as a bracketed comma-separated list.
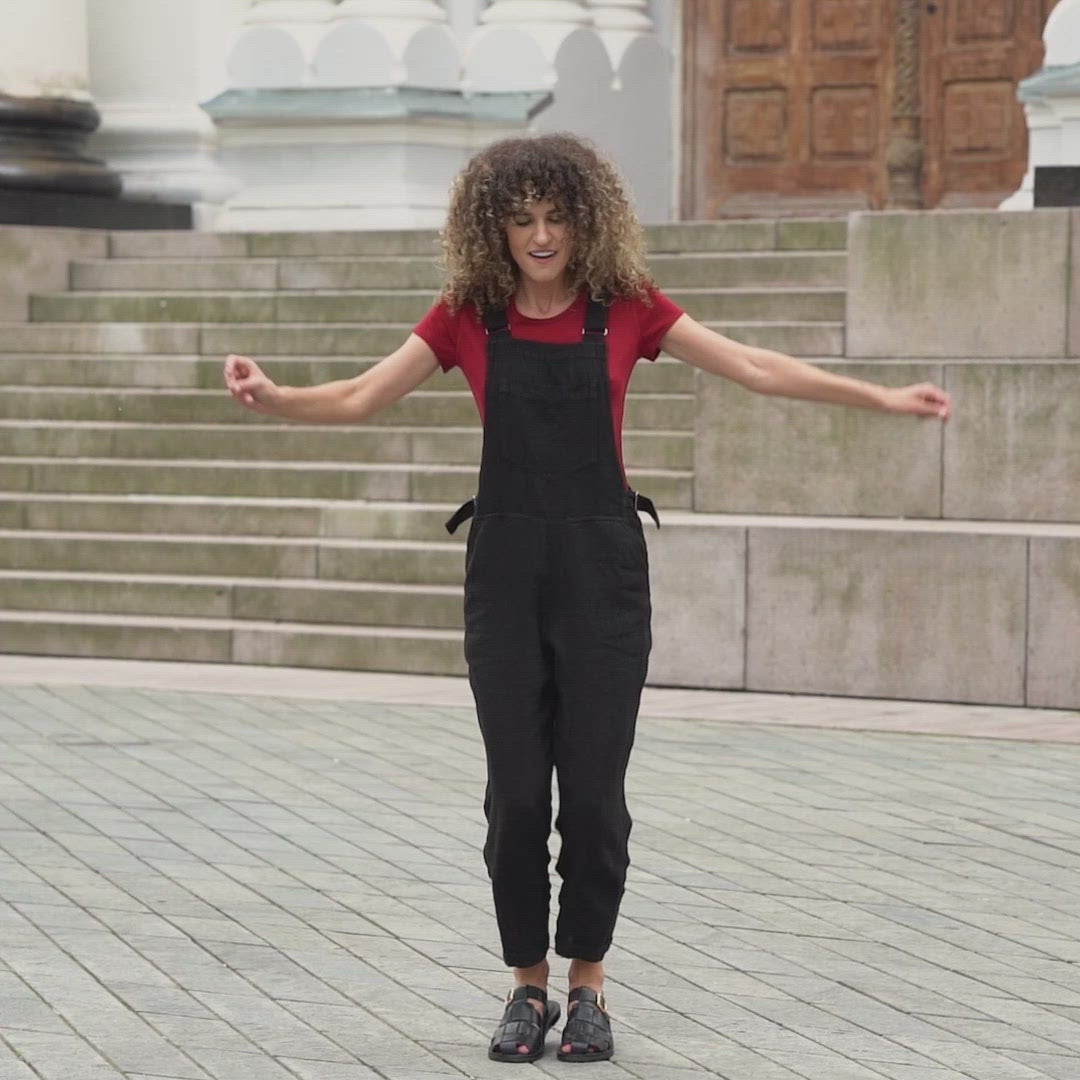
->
[660, 314, 951, 420]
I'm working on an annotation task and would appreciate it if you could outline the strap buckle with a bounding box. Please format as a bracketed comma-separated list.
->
[634, 491, 660, 528]
[445, 496, 476, 535]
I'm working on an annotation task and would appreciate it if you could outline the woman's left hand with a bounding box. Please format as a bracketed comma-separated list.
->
[884, 383, 951, 420]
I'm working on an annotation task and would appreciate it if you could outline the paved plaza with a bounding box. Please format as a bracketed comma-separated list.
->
[0, 658, 1078, 1080]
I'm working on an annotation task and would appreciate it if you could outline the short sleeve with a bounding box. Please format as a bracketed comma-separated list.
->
[413, 300, 459, 372]
[638, 287, 685, 361]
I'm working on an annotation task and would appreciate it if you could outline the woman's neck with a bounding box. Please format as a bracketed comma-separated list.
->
[514, 280, 577, 319]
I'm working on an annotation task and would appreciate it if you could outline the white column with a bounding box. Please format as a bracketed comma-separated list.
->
[87, 0, 239, 220]
[1001, 0, 1080, 209]
[0, 0, 91, 99]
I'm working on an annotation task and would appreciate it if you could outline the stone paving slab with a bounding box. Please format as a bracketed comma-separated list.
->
[0, 658, 1077, 1079]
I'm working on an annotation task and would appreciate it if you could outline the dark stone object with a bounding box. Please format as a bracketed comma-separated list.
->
[0, 93, 122, 197]
[1034, 166, 1080, 208]
[0, 188, 192, 230]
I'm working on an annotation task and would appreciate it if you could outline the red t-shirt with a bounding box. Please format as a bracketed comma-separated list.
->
[413, 288, 684, 473]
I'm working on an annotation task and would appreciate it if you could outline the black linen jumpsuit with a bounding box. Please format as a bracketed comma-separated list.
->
[447, 298, 656, 968]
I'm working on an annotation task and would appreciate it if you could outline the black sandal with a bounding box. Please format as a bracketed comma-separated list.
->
[488, 984, 560, 1063]
[557, 986, 614, 1062]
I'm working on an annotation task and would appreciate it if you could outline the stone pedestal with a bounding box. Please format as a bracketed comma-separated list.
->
[1001, 0, 1080, 210]
[203, 86, 547, 230]
[0, 1, 121, 198]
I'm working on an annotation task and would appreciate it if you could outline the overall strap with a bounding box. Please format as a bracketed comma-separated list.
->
[483, 306, 511, 336]
[583, 298, 609, 337]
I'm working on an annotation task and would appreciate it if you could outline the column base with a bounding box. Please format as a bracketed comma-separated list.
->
[0, 94, 122, 198]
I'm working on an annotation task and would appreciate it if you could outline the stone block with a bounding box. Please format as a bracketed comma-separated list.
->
[847, 210, 1070, 358]
[746, 527, 1027, 704]
[1071, 210, 1080, 357]
[943, 363, 1080, 522]
[644, 221, 776, 252]
[646, 522, 746, 689]
[0, 226, 107, 321]
[1027, 536, 1080, 709]
[694, 364, 944, 516]
[776, 219, 848, 250]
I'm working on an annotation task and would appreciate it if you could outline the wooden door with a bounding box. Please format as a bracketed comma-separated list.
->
[682, 0, 1062, 217]
[922, 0, 1054, 207]
[681, 0, 893, 219]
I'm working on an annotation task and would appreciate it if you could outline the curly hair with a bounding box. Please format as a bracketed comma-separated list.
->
[439, 133, 652, 313]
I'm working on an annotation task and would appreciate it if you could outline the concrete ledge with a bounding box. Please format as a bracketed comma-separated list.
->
[647, 513, 1075, 708]
[847, 210, 1071, 358]
[1071, 210, 1080, 357]
[647, 524, 745, 689]
[1028, 537, 1080, 710]
[943, 363, 1080, 521]
[694, 363, 944, 517]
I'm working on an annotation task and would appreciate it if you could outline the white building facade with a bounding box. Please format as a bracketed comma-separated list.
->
[2, 1, 1076, 230]
[85, 0, 680, 230]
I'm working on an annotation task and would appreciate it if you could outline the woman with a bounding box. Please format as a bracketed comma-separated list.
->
[224, 134, 951, 1064]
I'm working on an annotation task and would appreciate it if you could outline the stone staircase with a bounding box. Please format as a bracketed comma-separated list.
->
[0, 219, 847, 673]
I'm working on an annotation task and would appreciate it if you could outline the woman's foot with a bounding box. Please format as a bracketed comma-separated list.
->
[559, 960, 613, 1061]
[489, 960, 554, 1060]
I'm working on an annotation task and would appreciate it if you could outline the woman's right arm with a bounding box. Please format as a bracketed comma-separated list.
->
[223, 333, 441, 423]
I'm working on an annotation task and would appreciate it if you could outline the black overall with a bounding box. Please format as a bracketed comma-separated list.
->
[447, 299, 655, 968]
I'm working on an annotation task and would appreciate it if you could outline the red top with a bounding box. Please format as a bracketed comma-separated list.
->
[413, 288, 684, 474]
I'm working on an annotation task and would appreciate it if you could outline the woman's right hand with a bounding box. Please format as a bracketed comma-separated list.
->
[223, 353, 281, 413]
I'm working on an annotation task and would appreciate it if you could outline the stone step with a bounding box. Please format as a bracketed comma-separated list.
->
[0, 458, 693, 506]
[3, 512, 1075, 706]
[104, 221, 843, 260]
[0, 353, 696, 393]
[3, 320, 841, 357]
[0, 387, 694, 429]
[107, 230, 444, 260]
[0, 422, 693, 469]
[0, 610, 468, 674]
[254, 251, 847, 292]
[0, 323, 201, 353]
[0, 570, 464, 628]
[646, 219, 847, 253]
[59, 278, 845, 323]
[0, 529, 467, 584]
[0, 495, 463, 541]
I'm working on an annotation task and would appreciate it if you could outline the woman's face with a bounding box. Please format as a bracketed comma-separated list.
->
[505, 198, 573, 288]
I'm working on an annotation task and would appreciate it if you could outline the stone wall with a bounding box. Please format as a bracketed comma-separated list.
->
[648, 209, 1080, 710]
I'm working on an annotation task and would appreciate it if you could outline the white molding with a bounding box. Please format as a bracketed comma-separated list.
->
[481, 1, 592, 27]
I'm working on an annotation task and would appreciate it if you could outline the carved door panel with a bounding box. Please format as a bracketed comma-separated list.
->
[682, 0, 1062, 217]
[682, 0, 892, 218]
[922, 0, 1052, 207]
